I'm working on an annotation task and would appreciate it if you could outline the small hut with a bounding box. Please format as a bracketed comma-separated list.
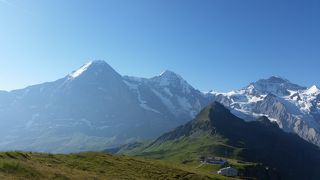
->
[217, 167, 238, 177]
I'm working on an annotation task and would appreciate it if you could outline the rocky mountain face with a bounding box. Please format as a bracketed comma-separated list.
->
[0, 61, 208, 152]
[0, 60, 319, 152]
[123, 70, 207, 121]
[209, 76, 320, 146]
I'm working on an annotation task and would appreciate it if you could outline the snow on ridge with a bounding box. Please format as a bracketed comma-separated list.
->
[163, 88, 173, 97]
[123, 80, 139, 89]
[68, 60, 109, 79]
[123, 76, 146, 83]
[152, 88, 176, 114]
[305, 85, 320, 95]
[151, 70, 193, 94]
[212, 77, 320, 132]
[123, 80, 160, 114]
[288, 85, 320, 113]
[69, 61, 93, 79]
[159, 70, 179, 77]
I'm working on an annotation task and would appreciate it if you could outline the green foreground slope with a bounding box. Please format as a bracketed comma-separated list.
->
[117, 102, 320, 180]
[0, 151, 232, 180]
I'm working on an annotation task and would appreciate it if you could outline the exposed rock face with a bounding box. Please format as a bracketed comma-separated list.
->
[209, 77, 320, 146]
[0, 61, 209, 153]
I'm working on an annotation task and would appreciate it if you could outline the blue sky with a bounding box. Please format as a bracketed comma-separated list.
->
[0, 0, 319, 91]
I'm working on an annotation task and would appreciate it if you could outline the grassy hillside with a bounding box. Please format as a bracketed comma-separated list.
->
[0, 151, 234, 180]
[117, 102, 320, 180]
[117, 133, 259, 179]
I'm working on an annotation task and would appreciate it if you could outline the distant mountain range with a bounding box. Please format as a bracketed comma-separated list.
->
[0, 60, 319, 152]
[0, 60, 209, 152]
[210, 76, 320, 146]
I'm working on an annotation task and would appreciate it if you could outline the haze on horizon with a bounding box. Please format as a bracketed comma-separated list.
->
[0, 0, 319, 92]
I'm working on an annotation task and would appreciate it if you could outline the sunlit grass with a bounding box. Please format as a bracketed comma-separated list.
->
[0, 151, 230, 179]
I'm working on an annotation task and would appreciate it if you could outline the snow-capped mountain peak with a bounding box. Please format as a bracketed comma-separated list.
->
[306, 85, 320, 95]
[246, 76, 305, 97]
[68, 60, 120, 80]
[207, 76, 320, 147]
[265, 76, 290, 83]
[69, 61, 93, 78]
[152, 70, 189, 88]
[158, 70, 183, 80]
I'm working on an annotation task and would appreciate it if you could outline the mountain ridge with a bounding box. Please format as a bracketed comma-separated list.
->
[209, 75, 320, 146]
[0, 60, 209, 152]
[0, 60, 319, 152]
